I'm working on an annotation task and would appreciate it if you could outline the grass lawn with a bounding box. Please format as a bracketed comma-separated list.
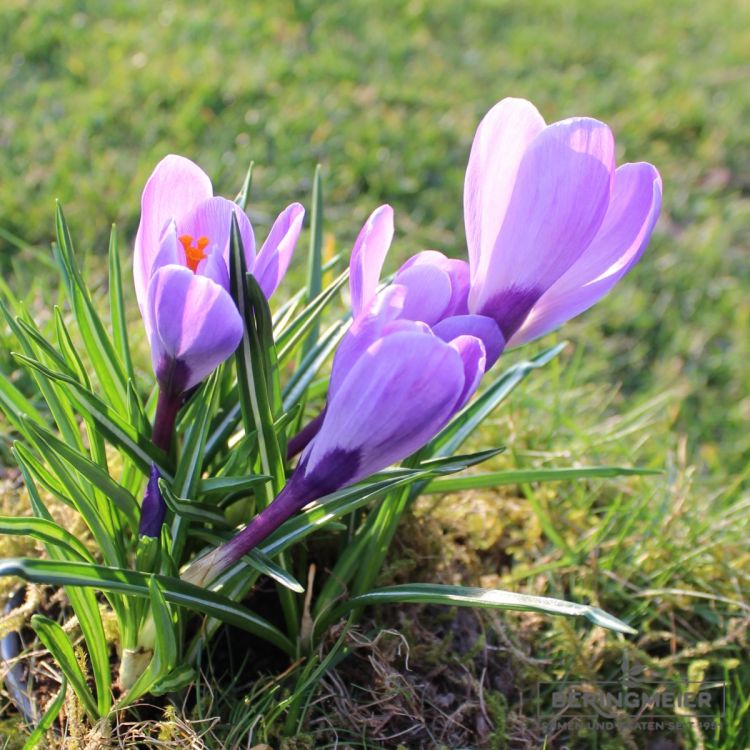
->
[0, 0, 748, 747]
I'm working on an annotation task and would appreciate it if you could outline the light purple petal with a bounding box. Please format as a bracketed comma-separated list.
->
[197, 247, 230, 291]
[176, 196, 255, 272]
[302, 330, 466, 486]
[146, 265, 243, 394]
[464, 98, 546, 282]
[469, 117, 616, 338]
[134, 155, 213, 311]
[448, 335, 487, 408]
[349, 205, 394, 317]
[510, 162, 662, 345]
[393, 263, 452, 326]
[433, 314, 505, 369]
[254, 203, 305, 298]
[328, 284, 407, 398]
[151, 221, 186, 278]
[398, 250, 470, 317]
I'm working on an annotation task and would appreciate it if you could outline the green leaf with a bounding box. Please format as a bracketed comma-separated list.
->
[338, 583, 637, 635]
[117, 577, 178, 707]
[31, 614, 99, 719]
[302, 164, 324, 356]
[424, 465, 659, 493]
[199, 474, 270, 499]
[234, 161, 254, 210]
[151, 664, 197, 696]
[170, 370, 222, 558]
[54, 203, 128, 414]
[425, 342, 568, 458]
[159, 479, 229, 527]
[22, 676, 67, 750]
[275, 270, 349, 365]
[15, 448, 117, 711]
[3, 300, 84, 452]
[14, 354, 171, 476]
[229, 216, 285, 503]
[0, 368, 45, 430]
[0, 558, 295, 655]
[282, 320, 346, 410]
[22, 415, 139, 530]
[108, 225, 135, 381]
[0, 516, 93, 562]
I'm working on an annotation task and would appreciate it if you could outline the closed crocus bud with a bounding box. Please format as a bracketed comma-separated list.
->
[464, 97, 662, 345]
[134, 155, 305, 536]
[183, 321, 487, 587]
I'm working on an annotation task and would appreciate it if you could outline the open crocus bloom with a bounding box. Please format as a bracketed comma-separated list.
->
[464, 97, 662, 345]
[346, 205, 504, 368]
[183, 296, 487, 586]
[135, 154, 305, 396]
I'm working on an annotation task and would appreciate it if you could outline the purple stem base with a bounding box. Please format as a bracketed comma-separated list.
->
[287, 410, 325, 459]
[138, 389, 181, 537]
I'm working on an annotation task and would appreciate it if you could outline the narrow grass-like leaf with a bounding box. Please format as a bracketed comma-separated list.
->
[425, 342, 567, 458]
[55, 203, 128, 414]
[234, 161, 254, 210]
[159, 479, 228, 527]
[53, 211, 125, 410]
[303, 164, 324, 356]
[108, 225, 135, 381]
[190, 530, 305, 594]
[282, 319, 346, 410]
[275, 270, 349, 365]
[22, 676, 67, 750]
[4, 301, 84, 452]
[170, 371, 222, 558]
[0, 558, 295, 655]
[21, 416, 139, 532]
[199, 474, 270, 498]
[424, 466, 660, 493]
[117, 577, 177, 708]
[229, 216, 284, 502]
[0, 517, 93, 562]
[0, 370, 44, 430]
[335, 584, 636, 635]
[31, 615, 99, 719]
[13, 355, 171, 477]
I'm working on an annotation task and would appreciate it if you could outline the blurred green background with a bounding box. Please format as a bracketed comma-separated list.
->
[2, 0, 748, 476]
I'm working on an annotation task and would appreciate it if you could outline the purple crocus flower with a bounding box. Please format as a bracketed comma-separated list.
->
[135, 154, 305, 399]
[135, 154, 304, 535]
[464, 97, 662, 344]
[183, 282, 488, 586]
[286, 205, 503, 457]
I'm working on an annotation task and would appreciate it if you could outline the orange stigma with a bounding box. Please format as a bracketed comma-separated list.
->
[179, 234, 210, 272]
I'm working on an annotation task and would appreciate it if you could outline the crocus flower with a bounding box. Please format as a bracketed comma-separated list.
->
[286, 205, 503, 457]
[135, 154, 304, 536]
[464, 97, 662, 345]
[135, 154, 305, 399]
[183, 282, 488, 586]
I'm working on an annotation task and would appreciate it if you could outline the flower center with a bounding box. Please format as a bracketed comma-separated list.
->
[179, 234, 210, 273]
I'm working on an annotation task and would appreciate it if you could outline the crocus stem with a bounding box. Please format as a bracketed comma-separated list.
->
[182, 482, 308, 587]
[137, 388, 181, 537]
[151, 388, 181, 453]
[287, 410, 325, 459]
